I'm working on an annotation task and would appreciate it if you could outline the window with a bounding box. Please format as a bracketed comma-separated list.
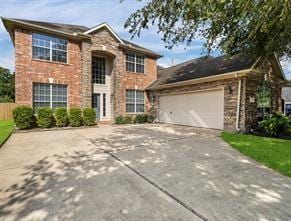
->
[92, 56, 106, 84]
[32, 33, 67, 63]
[126, 90, 144, 113]
[33, 83, 67, 109]
[286, 104, 291, 114]
[103, 93, 106, 117]
[126, 52, 145, 73]
[256, 82, 271, 120]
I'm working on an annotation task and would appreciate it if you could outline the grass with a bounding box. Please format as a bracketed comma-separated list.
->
[222, 132, 291, 177]
[0, 120, 14, 146]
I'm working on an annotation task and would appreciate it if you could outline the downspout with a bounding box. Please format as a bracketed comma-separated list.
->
[236, 74, 242, 131]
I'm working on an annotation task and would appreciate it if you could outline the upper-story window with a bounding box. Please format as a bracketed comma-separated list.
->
[126, 52, 145, 73]
[32, 33, 68, 63]
[92, 56, 106, 84]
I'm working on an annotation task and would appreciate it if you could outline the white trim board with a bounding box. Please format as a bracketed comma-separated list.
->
[84, 23, 124, 44]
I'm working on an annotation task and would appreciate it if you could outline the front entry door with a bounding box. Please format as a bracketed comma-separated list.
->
[92, 94, 100, 120]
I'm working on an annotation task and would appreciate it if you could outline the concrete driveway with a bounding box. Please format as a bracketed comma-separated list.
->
[0, 124, 290, 221]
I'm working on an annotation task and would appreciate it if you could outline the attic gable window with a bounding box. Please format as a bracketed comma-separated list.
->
[126, 52, 145, 73]
[32, 33, 68, 63]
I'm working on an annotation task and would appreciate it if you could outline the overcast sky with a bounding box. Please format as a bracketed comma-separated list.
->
[0, 0, 290, 79]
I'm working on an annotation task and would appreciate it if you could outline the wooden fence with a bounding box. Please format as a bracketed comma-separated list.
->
[0, 103, 19, 120]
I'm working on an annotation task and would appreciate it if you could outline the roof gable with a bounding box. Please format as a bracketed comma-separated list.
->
[1, 17, 161, 58]
[84, 23, 124, 44]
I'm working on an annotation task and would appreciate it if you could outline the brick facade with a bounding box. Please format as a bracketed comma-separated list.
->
[149, 78, 243, 131]
[15, 28, 82, 107]
[12, 24, 282, 130]
[80, 27, 157, 117]
[119, 54, 157, 115]
[243, 59, 284, 131]
[14, 27, 157, 120]
[149, 59, 283, 132]
[80, 40, 92, 107]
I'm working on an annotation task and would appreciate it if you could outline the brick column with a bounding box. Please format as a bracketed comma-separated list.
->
[81, 40, 92, 107]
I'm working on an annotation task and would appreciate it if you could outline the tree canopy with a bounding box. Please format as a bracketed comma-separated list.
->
[125, 0, 291, 58]
[0, 67, 15, 102]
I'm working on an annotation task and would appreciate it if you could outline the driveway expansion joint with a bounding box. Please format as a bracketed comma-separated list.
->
[72, 129, 208, 221]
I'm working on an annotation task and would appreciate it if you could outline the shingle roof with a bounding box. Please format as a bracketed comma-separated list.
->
[3, 18, 161, 57]
[12, 18, 90, 34]
[121, 39, 162, 57]
[149, 54, 256, 88]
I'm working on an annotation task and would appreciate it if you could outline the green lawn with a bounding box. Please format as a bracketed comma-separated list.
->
[0, 120, 14, 146]
[222, 132, 291, 177]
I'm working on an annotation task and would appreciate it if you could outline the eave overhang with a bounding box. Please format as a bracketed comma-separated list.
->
[1, 17, 91, 45]
[146, 69, 251, 90]
[118, 44, 162, 59]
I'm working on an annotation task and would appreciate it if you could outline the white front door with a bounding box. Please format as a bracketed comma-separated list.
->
[158, 89, 224, 129]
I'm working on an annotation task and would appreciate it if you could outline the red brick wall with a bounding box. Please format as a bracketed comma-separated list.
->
[119, 51, 157, 115]
[14, 28, 82, 107]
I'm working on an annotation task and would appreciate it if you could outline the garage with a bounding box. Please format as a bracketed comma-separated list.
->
[158, 89, 224, 129]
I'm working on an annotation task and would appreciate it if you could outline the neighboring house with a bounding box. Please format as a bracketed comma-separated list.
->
[2, 17, 286, 131]
[282, 84, 291, 115]
[147, 55, 286, 132]
[2, 17, 161, 121]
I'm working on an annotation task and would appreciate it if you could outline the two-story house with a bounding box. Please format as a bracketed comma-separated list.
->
[2, 17, 286, 132]
[2, 17, 161, 122]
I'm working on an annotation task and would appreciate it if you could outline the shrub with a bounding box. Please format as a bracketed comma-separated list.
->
[115, 115, 132, 124]
[115, 116, 124, 124]
[54, 108, 68, 127]
[147, 115, 155, 123]
[69, 108, 82, 127]
[123, 115, 132, 124]
[36, 107, 53, 128]
[134, 114, 148, 123]
[12, 105, 35, 129]
[0, 95, 14, 103]
[259, 112, 291, 138]
[83, 108, 96, 126]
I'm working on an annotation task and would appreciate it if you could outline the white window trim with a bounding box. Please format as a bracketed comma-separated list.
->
[284, 102, 291, 114]
[84, 23, 124, 44]
[32, 33, 68, 64]
[126, 52, 145, 73]
[92, 56, 106, 84]
[50, 84, 53, 108]
[33, 83, 68, 109]
[126, 90, 145, 113]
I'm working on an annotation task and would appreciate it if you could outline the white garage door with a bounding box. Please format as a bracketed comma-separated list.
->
[158, 89, 224, 129]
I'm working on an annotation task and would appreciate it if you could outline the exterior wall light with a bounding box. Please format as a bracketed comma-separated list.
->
[151, 94, 156, 103]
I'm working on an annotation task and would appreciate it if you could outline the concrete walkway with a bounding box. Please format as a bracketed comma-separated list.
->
[0, 124, 290, 221]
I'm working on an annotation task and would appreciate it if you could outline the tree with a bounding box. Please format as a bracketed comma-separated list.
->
[125, 0, 291, 58]
[0, 67, 15, 102]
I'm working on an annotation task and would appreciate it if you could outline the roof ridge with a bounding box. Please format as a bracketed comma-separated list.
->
[11, 17, 89, 29]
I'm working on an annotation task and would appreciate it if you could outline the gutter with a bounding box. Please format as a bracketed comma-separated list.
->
[235, 75, 242, 131]
[273, 53, 287, 81]
[1, 17, 91, 43]
[119, 44, 162, 59]
[147, 69, 250, 90]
